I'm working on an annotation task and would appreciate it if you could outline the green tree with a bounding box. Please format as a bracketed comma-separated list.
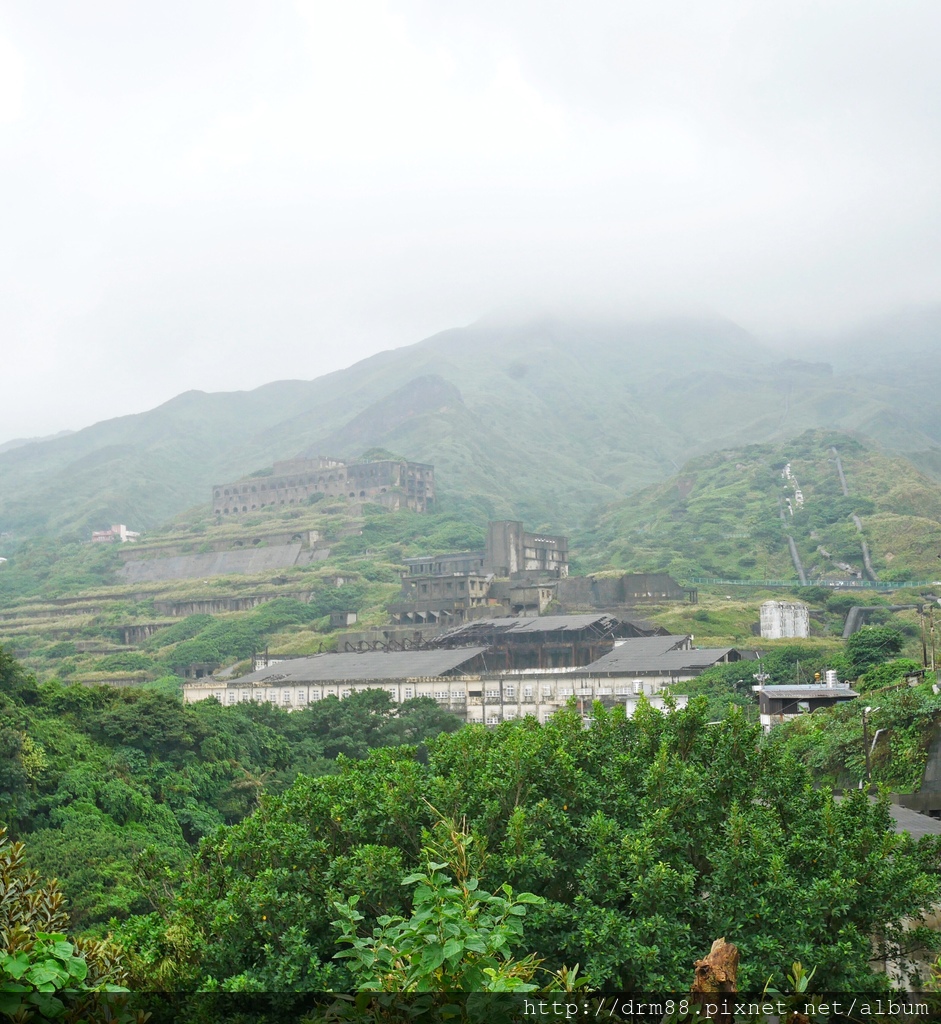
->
[0, 828, 129, 1019]
[846, 626, 905, 678]
[132, 702, 941, 991]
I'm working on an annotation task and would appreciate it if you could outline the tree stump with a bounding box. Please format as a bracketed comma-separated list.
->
[690, 938, 739, 1024]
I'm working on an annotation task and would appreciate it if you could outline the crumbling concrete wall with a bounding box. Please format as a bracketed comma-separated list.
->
[760, 600, 810, 639]
[117, 543, 303, 584]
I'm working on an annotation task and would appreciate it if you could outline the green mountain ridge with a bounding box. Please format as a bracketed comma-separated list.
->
[4, 308, 941, 542]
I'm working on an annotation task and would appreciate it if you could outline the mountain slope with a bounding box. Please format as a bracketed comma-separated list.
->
[3, 309, 941, 541]
[576, 429, 941, 583]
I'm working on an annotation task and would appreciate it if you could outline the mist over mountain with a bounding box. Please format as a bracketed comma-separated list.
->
[1, 308, 939, 541]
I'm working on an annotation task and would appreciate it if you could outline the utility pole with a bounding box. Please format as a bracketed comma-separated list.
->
[862, 705, 882, 789]
[931, 605, 936, 673]
[863, 709, 871, 785]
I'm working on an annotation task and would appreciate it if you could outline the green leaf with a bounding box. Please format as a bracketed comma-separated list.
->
[25, 965, 65, 986]
[420, 944, 446, 972]
[442, 939, 463, 960]
[64, 957, 88, 982]
[1, 954, 30, 980]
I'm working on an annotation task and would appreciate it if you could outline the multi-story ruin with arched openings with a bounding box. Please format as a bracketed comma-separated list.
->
[213, 455, 435, 515]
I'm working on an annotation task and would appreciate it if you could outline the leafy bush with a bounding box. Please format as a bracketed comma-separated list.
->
[334, 821, 544, 992]
[0, 828, 129, 1019]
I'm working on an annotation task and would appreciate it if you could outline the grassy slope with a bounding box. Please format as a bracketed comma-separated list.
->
[576, 429, 941, 584]
[0, 500, 490, 681]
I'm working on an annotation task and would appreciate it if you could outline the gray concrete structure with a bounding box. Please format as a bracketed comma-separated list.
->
[760, 600, 810, 639]
[117, 544, 306, 584]
[486, 520, 568, 577]
[213, 455, 435, 515]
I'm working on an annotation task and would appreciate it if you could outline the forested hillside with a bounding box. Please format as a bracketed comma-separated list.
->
[0, 645, 459, 930]
[91, 698, 941, 993]
[4, 310, 941, 542]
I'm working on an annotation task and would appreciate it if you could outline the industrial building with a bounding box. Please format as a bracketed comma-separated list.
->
[183, 621, 742, 725]
[760, 600, 810, 639]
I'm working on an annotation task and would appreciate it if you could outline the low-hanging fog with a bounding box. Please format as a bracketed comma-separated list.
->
[1, 0, 939, 443]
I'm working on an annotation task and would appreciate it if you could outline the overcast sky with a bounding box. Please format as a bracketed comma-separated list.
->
[1, 1, 940, 443]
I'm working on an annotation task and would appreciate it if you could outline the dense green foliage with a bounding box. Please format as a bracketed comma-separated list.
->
[0, 827, 130, 1021]
[846, 626, 905, 679]
[0, 538, 121, 602]
[0, 646, 461, 930]
[114, 699, 941, 993]
[334, 822, 546, 992]
[774, 668, 941, 791]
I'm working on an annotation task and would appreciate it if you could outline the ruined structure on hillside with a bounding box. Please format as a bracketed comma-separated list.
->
[389, 520, 691, 628]
[402, 521, 568, 579]
[391, 521, 568, 625]
[213, 455, 435, 515]
[760, 600, 810, 639]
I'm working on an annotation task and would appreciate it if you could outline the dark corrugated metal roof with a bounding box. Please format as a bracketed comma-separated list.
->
[231, 647, 489, 684]
[618, 648, 739, 673]
[433, 614, 624, 640]
[580, 635, 692, 672]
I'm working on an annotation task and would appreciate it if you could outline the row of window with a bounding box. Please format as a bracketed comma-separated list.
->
[215, 465, 428, 500]
[412, 578, 486, 594]
[217, 487, 391, 514]
[211, 680, 649, 707]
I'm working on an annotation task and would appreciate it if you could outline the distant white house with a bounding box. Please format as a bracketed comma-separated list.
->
[91, 524, 140, 543]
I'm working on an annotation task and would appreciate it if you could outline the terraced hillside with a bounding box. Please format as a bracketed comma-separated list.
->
[4, 428, 941, 685]
[0, 500, 487, 685]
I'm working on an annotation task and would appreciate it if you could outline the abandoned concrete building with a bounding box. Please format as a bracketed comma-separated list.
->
[403, 521, 568, 579]
[213, 455, 435, 515]
[486, 520, 569, 576]
[391, 520, 568, 625]
[555, 572, 693, 607]
[427, 613, 668, 670]
[391, 520, 690, 627]
[183, 625, 741, 724]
